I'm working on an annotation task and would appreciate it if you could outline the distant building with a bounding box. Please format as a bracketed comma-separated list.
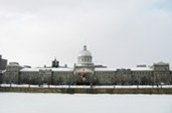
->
[51, 58, 59, 68]
[0, 55, 7, 70]
[1, 46, 172, 85]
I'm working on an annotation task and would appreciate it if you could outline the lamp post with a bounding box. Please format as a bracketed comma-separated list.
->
[28, 76, 31, 88]
[90, 75, 93, 89]
[90, 72, 95, 89]
[68, 75, 71, 89]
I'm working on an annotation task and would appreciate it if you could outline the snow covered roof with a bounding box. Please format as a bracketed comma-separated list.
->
[95, 68, 116, 72]
[131, 67, 153, 71]
[51, 68, 73, 72]
[154, 61, 169, 65]
[8, 62, 20, 66]
[20, 67, 73, 72]
[20, 68, 39, 72]
[1, 70, 6, 73]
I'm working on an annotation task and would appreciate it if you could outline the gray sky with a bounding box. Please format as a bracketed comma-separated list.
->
[0, 0, 172, 68]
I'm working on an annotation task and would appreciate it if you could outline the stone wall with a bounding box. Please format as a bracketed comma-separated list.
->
[95, 71, 115, 85]
[19, 71, 39, 84]
[1, 87, 172, 94]
[52, 71, 73, 85]
[3, 62, 21, 84]
[0, 55, 7, 70]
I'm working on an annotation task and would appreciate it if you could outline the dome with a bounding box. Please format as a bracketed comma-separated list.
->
[77, 45, 94, 66]
[78, 45, 92, 57]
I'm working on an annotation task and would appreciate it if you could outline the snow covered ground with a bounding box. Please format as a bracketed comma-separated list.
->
[0, 93, 172, 113]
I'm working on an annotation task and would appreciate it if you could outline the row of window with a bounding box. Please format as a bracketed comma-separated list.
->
[132, 71, 152, 75]
[79, 57, 91, 62]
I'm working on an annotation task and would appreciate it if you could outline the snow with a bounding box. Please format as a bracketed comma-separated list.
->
[1, 84, 172, 88]
[95, 68, 116, 71]
[51, 68, 73, 72]
[20, 68, 39, 72]
[20, 67, 73, 72]
[131, 67, 153, 71]
[0, 93, 172, 113]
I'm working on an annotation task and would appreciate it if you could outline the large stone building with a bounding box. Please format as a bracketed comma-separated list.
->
[0, 55, 7, 70]
[1, 46, 172, 85]
[0, 55, 7, 84]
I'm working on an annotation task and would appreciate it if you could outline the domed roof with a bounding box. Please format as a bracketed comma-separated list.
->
[78, 45, 92, 57]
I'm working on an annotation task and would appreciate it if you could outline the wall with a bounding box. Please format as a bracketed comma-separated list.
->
[2, 64, 172, 85]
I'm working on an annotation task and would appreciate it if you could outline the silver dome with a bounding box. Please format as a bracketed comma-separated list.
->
[78, 45, 92, 57]
[77, 45, 93, 66]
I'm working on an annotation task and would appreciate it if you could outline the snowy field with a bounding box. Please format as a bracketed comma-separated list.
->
[0, 93, 172, 113]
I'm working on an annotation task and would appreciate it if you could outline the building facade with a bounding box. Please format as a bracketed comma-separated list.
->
[1, 46, 172, 85]
[0, 55, 7, 70]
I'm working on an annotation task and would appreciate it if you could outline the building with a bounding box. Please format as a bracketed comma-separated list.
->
[1, 46, 172, 85]
[0, 55, 7, 70]
[0, 55, 7, 84]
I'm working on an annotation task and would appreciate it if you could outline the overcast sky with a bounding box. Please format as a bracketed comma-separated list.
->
[0, 0, 172, 68]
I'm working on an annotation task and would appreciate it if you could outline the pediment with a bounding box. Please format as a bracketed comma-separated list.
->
[74, 68, 94, 74]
